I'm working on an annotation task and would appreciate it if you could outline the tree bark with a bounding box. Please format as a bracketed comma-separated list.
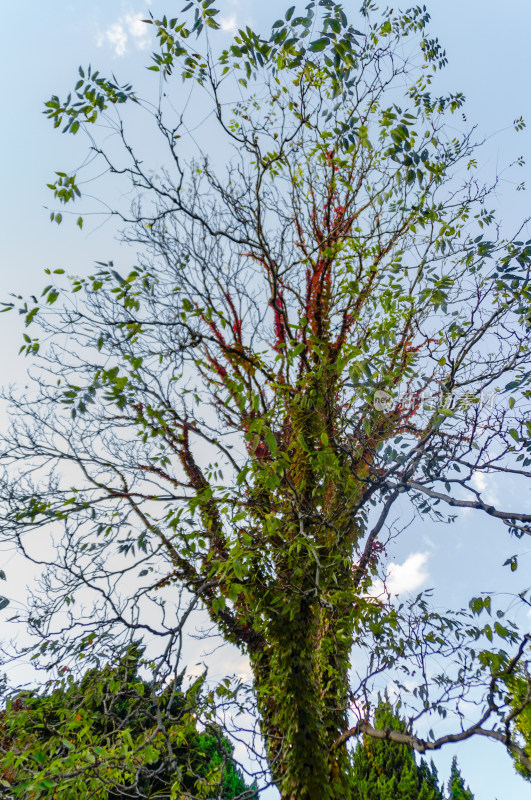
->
[252, 599, 354, 800]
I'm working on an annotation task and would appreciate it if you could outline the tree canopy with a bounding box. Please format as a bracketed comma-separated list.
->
[0, 646, 256, 799]
[1, 2, 531, 798]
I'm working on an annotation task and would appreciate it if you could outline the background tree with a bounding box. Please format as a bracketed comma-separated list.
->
[1, 1, 531, 798]
[350, 699, 444, 800]
[446, 757, 474, 800]
[0, 646, 256, 799]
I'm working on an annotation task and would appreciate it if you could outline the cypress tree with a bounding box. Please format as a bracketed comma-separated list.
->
[447, 756, 475, 800]
[351, 700, 443, 800]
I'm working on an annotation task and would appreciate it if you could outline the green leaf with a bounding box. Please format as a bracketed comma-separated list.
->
[309, 37, 328, 52]
[494, 621, 510, 638]
[25, 307, 39, 326]
[265, 430, 277, 454]
[503, 555, 518, 572]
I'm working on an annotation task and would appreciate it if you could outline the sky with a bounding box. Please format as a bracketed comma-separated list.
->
[1, 1, 531, 797]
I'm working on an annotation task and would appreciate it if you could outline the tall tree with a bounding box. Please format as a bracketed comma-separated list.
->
[351, 701, 443, 800]
[1, 2, 531, 798]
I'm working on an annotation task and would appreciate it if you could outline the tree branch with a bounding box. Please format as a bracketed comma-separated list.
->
[333, 719, 531, 773]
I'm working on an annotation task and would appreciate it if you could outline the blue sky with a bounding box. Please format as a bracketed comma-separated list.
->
[1, 2, 531, 797]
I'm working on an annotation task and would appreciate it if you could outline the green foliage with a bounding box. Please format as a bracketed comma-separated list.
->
[351, 703, 481, 800]
[0, 648, 255, 799]
[504, 663, 531, 781]
[43, 65, 135, 133]
[447, 757, 474, 800]
[351, 701, 443, 800]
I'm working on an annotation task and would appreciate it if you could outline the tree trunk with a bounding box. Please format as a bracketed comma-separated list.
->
[251, 598, 354, 800]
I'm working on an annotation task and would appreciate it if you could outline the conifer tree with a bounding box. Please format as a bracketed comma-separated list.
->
[351, 701, 443, 800]
[447, 757, 475, 800]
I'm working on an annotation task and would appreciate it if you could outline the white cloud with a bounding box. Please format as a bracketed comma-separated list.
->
[387, 552, 429, 594]
[96, 11, 151, 57]
[471, 471, 487, 492]
[185, 637, 252, 685]
[370, 552, 430, 597]
[471, 470, 499, 506]
[220, 14, 239, 33]
[96, 22, 127, 56]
